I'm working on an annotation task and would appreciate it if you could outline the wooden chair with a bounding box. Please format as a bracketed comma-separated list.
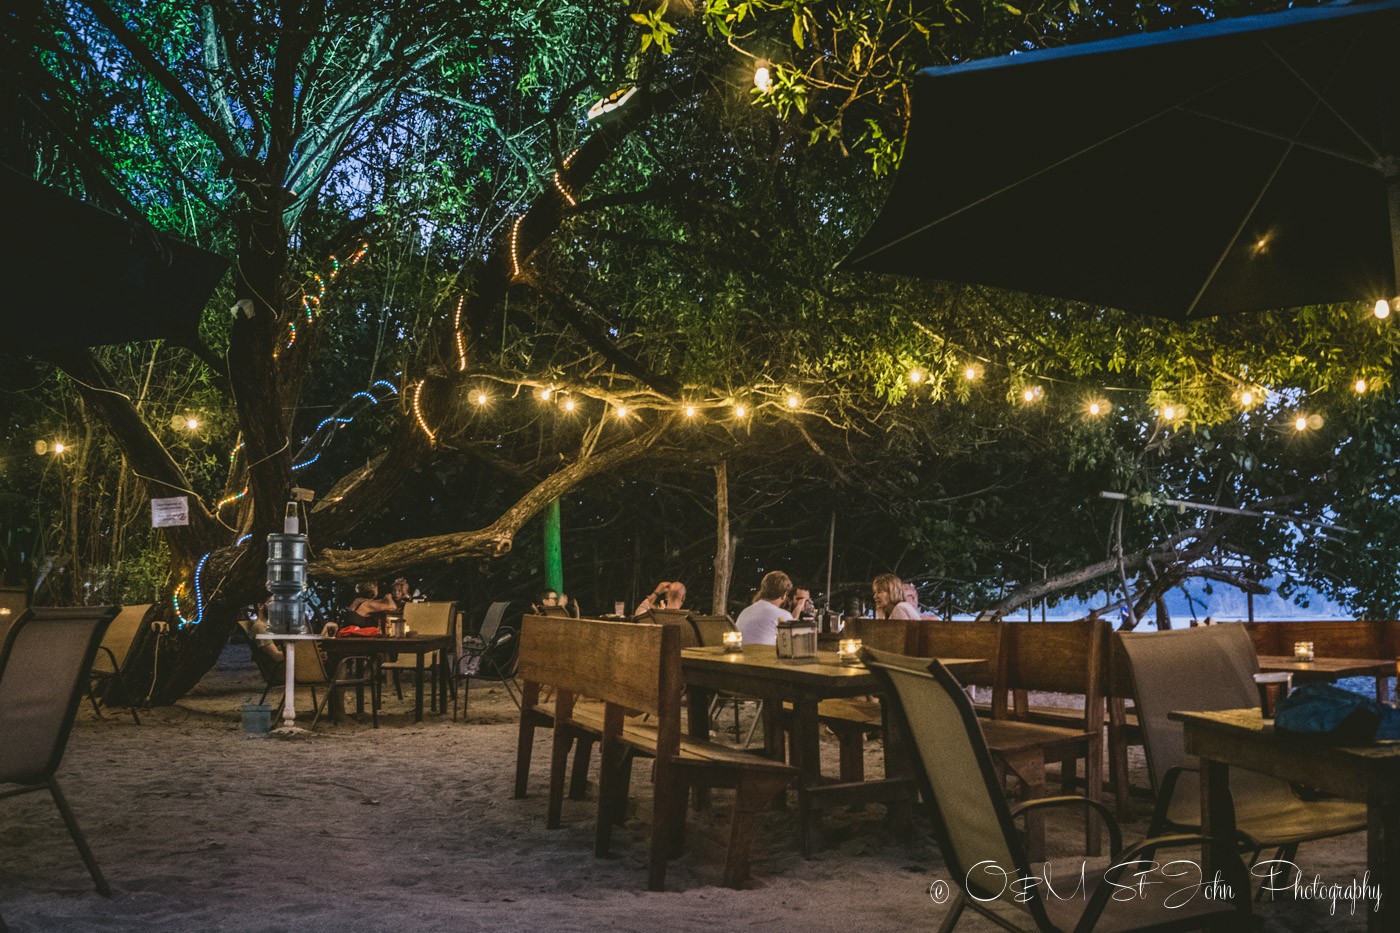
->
[382, 601, 455, 710]
[981, 619, 1106, 855]
[290, 636, 378, 729]
[0, 606, 120, 900]
[520, 616, 795, 890]
[1121, 625, 1365, 871]
[862, 647, 1247, 933]
[87, 604, 152, 724]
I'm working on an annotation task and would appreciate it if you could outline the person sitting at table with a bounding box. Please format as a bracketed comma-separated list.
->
[390, 576, 423, 610]
[347, 581, 396, 622]
[530, 588, 560, 613]
[873, 572, 919, 621]
[904, 582, 942, 620]
[736, 571, 794, 646]
[787, 585, 815, 618]
[634, 581, 686, 618]
[558, 592, 582, 618]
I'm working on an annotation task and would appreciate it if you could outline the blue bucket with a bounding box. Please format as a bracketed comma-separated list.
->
[242, 703, 272, 735]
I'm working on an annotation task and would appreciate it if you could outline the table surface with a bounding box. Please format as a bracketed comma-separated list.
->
[255, 633, 321, 641]
[1257, 655, 1397, 679]
[1170, 708, 1400, 768]
[680, 645, 986, 689]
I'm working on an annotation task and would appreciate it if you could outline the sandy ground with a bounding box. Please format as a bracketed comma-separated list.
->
[0, 646, 1379, 932]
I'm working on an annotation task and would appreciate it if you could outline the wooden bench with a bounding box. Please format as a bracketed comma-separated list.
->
[519, 615, 794, 890]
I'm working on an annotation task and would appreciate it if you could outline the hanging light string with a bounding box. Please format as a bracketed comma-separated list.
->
[172, 551, 211, 630]
[284, 243, 370, 350]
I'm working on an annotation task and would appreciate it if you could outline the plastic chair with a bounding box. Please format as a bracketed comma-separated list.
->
[455, 601, 517, 719]
[862, 646, 1248, 932]
[0, 606, 120, 901]
[87, 604, 152, 724]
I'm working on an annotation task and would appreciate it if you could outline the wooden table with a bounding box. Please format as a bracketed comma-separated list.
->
[321, 635, 451, 723]
[681, 646, 986, 855]
[1174, 708, 1400, 932]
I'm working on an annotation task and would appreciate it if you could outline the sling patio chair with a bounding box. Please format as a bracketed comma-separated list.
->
[382, 601, 457, 711]
[87, 603, 153, 724]
[0, 606, 120, 903]
[287, 632, 378, 729]
[455, 600, 517, 719]
[1120, 624, 1366, 875]
[862, 646, 1249, 933]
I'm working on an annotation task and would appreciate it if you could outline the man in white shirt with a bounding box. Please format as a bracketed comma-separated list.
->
[735, 570, 794, 646]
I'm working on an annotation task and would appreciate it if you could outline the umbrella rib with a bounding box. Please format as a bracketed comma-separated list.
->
[1261, 33, 1383, 164]
[1174, 107, 1374, 169]
[1184, 94, 1330, 319]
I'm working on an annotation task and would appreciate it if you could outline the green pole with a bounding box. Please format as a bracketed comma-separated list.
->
[543, 497, 564, 592]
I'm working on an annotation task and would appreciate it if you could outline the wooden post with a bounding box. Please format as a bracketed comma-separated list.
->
[712, 460, 732, 615]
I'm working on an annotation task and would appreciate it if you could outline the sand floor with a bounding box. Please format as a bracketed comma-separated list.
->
[0, 646, 1378, 931]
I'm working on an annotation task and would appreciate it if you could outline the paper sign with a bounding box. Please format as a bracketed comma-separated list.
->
[151, 496, 190, 528]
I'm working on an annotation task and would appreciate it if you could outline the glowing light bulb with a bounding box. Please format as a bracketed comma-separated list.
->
[785, 394, 800, 409]
[53, 442, 66, 454]
[908, 368, 925, 384]
[615, 405, 628, 418]
[563, 398, 576, 412]
[684, 405, 696, 418]
[754, 65, 773, 94]
[1295, 414, 1308, 431]
[539, 386, 553, 401]
[734, 404, 747, 418]
[1088, 401, 1108, 417]
[473, 392, 488, 405]
[1240, 390, 1254, 407]
[963, 366, 978, 381]
[1375, 299, 1392, 320]
[185, 417, 200, 431]
[1355, 378, 1368, 394]
[1022, 386, 1041, 403]
[1162, 406, 1177, 421]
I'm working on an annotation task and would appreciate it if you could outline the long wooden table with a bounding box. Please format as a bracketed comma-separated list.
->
[681, 646, 986, 855]
[1173, 708, 1400, 932]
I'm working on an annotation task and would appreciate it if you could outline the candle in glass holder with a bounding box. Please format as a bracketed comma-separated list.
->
[722, 630, 743, 653]
[837, 638, 863, 665]
[1293, 641, 1314, 661]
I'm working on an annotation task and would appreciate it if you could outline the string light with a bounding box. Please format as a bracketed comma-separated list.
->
[53, 441, 66, 454]
[473, 391, 489, 406]
[173, 551, 211, 630]
[508, 215, 526, 278]
[563, 398, 576, 412]
[216, 488, 248, 511]
[453, 295, 468, 371]
[412, 380, 436, 443]
[908, 368, 925, 384]
[1355, 378, 1369, 394]
[1294, 414, 1309, 431]
[1375, 299, 1391, 320]
[615, 405, 629, 418]
[1021, 386, 1042, 403]
[1161, 405, 1180, 421]
[785, 394, 800, 409]
[684, 404, 696, 417]
[286, 244, 370, 348]
[538, 386, 553, 401]
[1087, 400, 1108, 417]
[552, 171, 577, 207]
[963, 365, 980, 381]
[754, 64, 774, 94]
[1240, 389, 1256, 408]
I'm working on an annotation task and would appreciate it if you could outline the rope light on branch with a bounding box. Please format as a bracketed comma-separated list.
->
[172, 551, 211, 630]
[284, 243, 370, 349]
[412, 380, 437, 443]
[453, 295, 468, 371]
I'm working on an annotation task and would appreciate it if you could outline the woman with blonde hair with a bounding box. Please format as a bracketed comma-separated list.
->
[872, 573, 919, 621]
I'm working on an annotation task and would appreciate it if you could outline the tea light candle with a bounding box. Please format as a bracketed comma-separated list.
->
[722, 630, 743, 653]
[1293, 641, 1314, 661]
[837, 638, 862, 665]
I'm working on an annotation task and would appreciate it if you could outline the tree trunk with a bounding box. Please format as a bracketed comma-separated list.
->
[712, 459, 731, 615]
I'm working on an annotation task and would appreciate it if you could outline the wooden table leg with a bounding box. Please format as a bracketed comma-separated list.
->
[791, 698, 823, 857]
[687, 688, 713, 810]
[1199, 758, 1251, 921]
[414, 651, 426, 722]
[879, 696, 915, 839]
[1368, 784, 1399, 932]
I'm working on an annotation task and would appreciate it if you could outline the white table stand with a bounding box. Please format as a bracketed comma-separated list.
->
[256, 633, 322, 734]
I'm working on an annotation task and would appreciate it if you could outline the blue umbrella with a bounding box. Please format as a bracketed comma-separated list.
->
[842, 0, 1400, 321]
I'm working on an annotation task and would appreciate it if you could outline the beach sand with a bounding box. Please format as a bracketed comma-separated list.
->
[0, 646, 1373, 931]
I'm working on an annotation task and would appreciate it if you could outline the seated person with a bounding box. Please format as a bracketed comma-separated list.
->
[347, 581, 397, 623]
[735, 571, 794, 646]
[787, 585, 814, 618]
[248, 603, 282, 661]
[634, 581, 686, 619]
[873, 572, 918, 621]
[905, 582, 942, 620]
[558, 592, 582, 618]
[531, 589, 561, 614]
[389, 576, 419, 610]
